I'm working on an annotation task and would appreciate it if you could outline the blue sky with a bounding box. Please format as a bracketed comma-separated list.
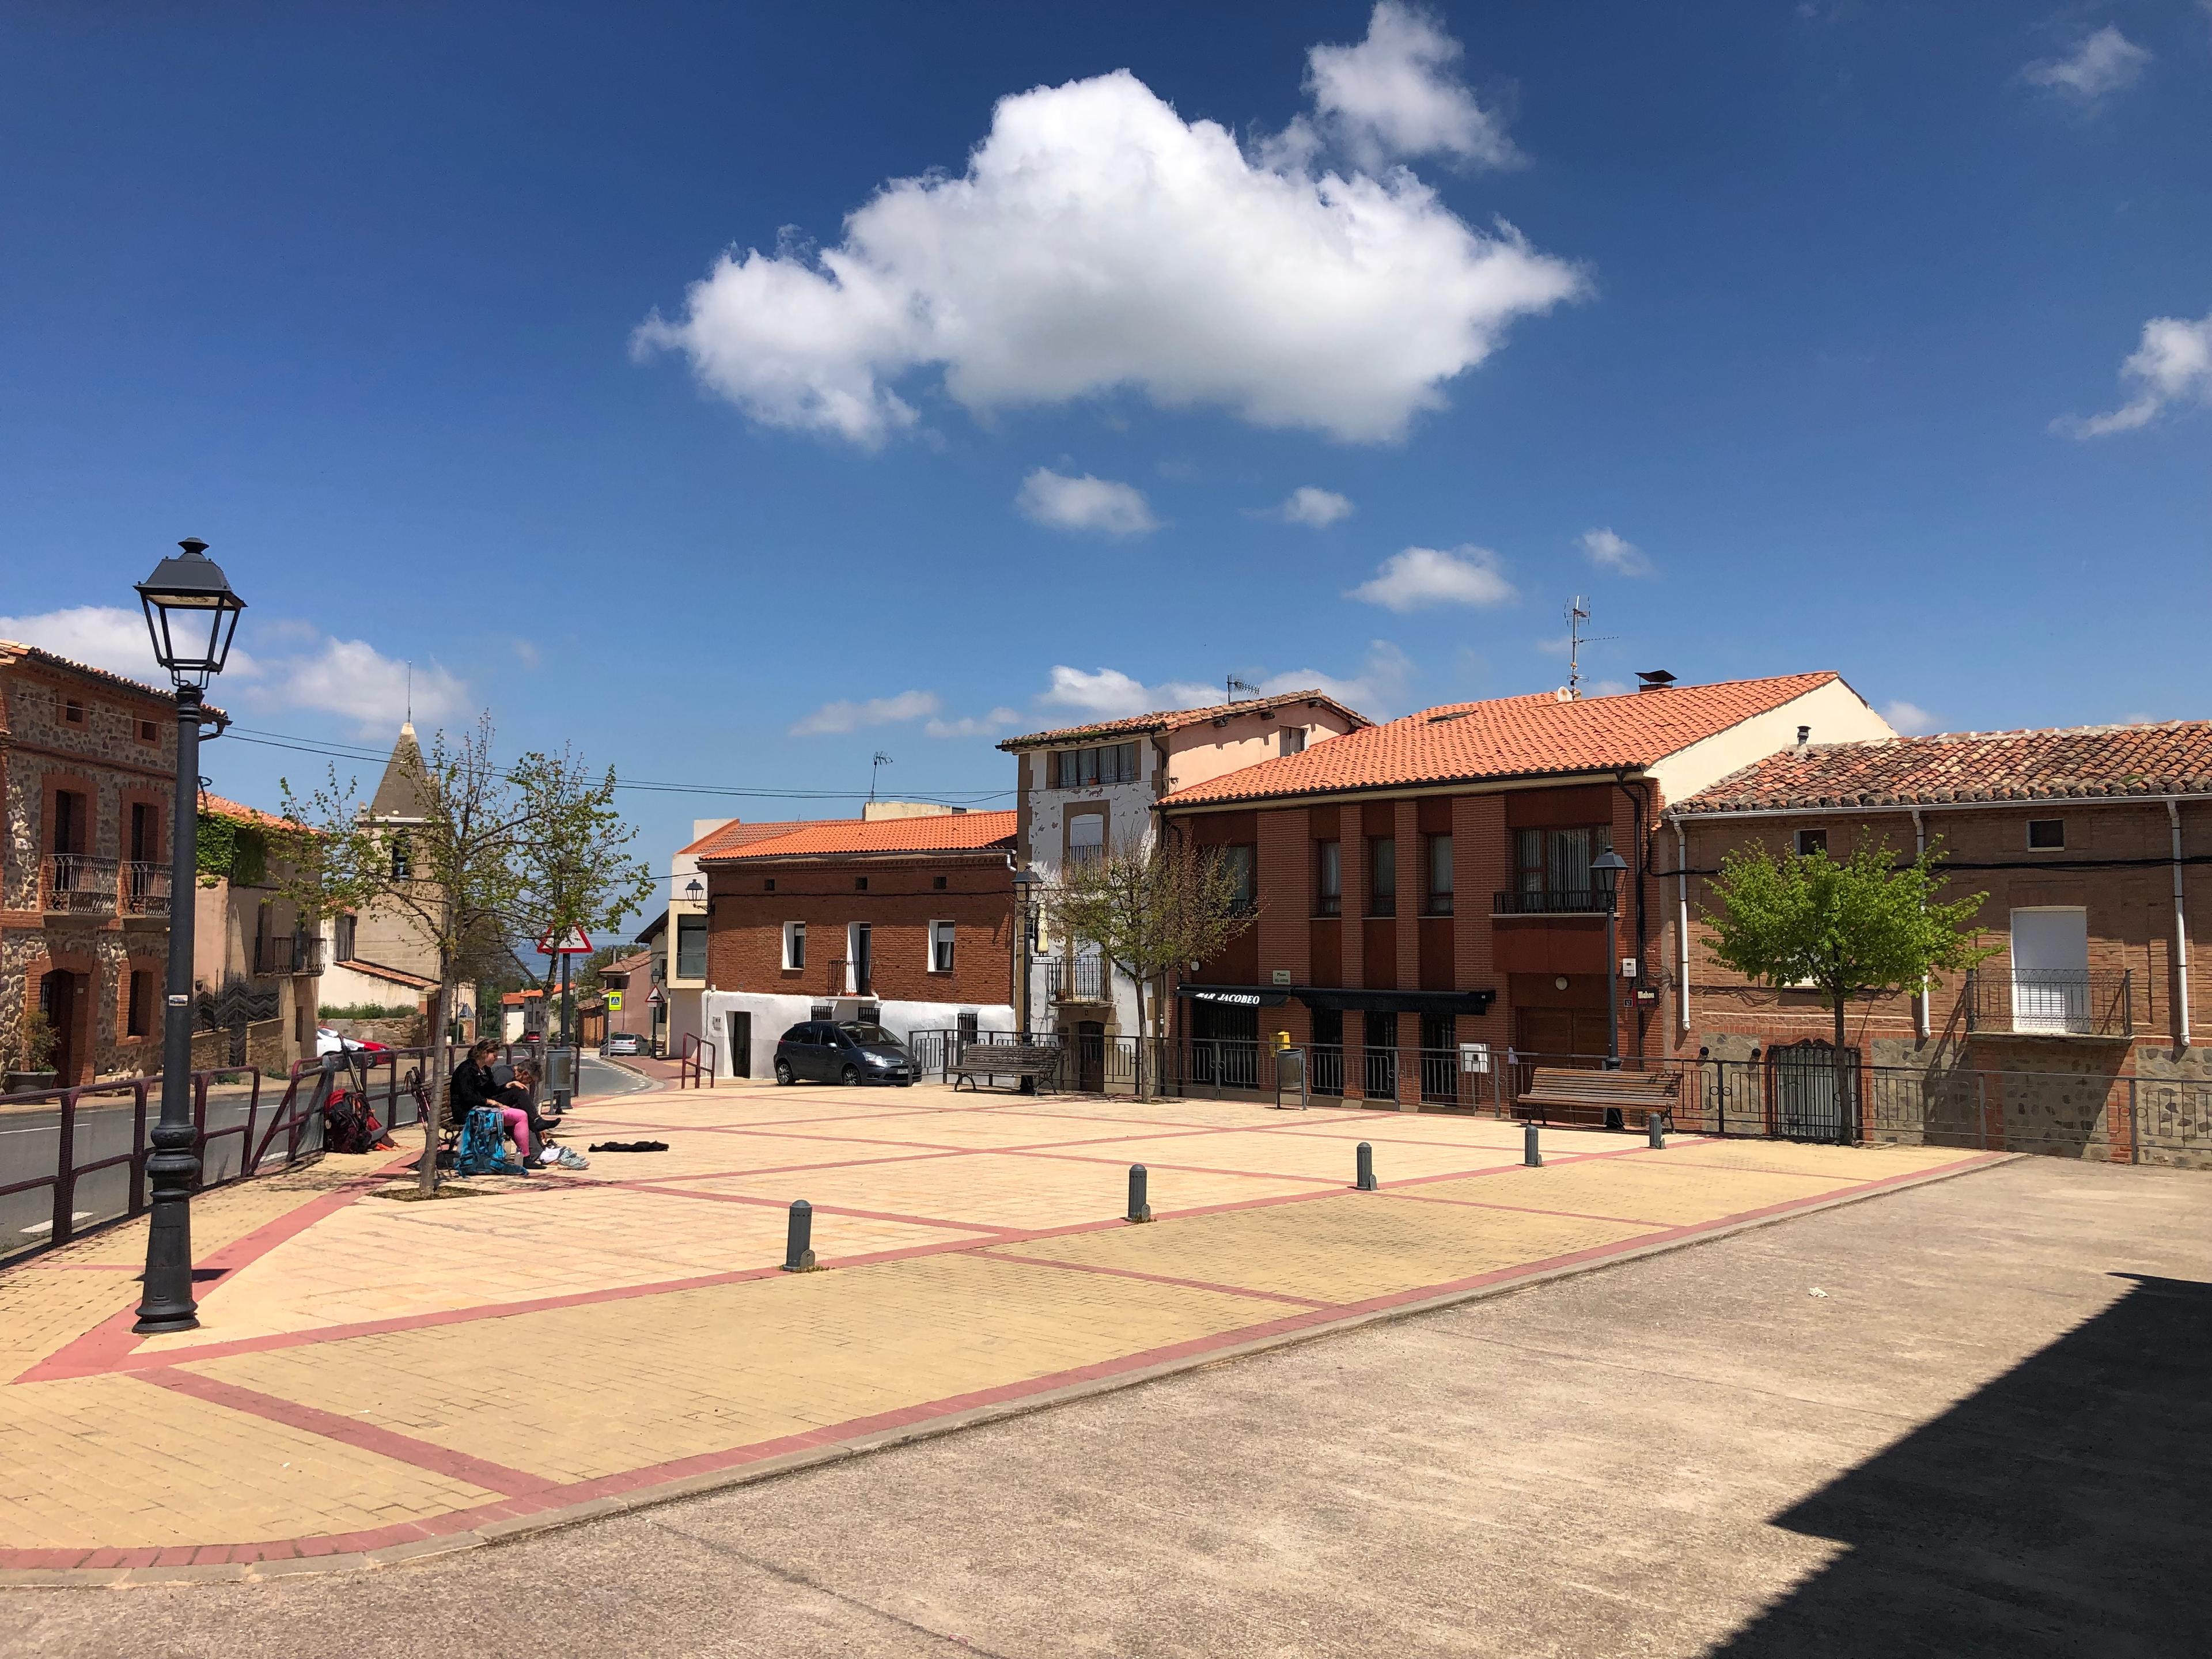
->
[3, 2, 2206, 921]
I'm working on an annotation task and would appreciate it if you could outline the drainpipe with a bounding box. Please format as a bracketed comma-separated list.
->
[1910, 807, 1930, 1041]
[2170, 798, 2191, 1048]
[1673, 817, 1691, 1040]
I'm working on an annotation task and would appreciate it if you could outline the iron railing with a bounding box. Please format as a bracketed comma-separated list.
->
[252, 935, 326, 976]
[41, 853, 118, 915]
[119, 861, 171, 918]
[1044, 956, 1108, 1002]
[1966, 968, 2134, 1037]
[0, 1047, 434, 1264]
[1492, 887, 1612, 915]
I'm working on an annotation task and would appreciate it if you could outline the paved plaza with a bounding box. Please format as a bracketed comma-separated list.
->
[0, 1073, 1997, 1584]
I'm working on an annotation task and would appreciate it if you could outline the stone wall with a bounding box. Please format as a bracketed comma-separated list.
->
[322, 1014, 425, 1048]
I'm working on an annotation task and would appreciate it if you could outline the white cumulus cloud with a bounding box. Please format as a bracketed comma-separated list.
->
[1256, 641, 1415, 719]
[633, 22, 1581, 447]
[1257, 486, 1355, 529]
[2054, 309, 2212, 437]
[789, 688, 941, 737]
[1016, 468, 1161, 536]
[1293, 2, 1521, 172]
[1578, 527, 1652, 577]
[1883, 700, 1939, 736]
[925, 707, 1023, 740]
[1348, 544, 1514, 612]
[1036, 666, 1221, 720]
[2023, 25, 2151, 105]
[0, 605, 465, 734]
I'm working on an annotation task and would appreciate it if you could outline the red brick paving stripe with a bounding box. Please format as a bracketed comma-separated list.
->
[603, 1180, 1028, 1235]
[137, 1368, 555, 1498]
[983, 1249, 1337, 1309]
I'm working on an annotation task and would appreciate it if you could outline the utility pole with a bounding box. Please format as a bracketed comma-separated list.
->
[870, 752, 892, 804]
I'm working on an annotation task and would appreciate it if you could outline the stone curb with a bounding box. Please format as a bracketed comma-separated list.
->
[0, 1150, 2014, 1592]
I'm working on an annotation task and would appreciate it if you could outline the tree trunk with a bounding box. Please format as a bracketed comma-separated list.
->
[1832, 993, 1852, 1147]
[1131, 971, 1146, 1103]
[423, 977, 451, 1193]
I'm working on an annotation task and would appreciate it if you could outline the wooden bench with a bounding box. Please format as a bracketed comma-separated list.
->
[950, 1044, 1059, 1093]
[1514, 1066, 1679, 1132]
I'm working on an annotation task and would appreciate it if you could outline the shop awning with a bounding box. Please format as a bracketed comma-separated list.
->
[1176, 984, 1495, 1016]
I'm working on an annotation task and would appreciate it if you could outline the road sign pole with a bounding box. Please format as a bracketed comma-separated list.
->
[557, 950, 574, 1115]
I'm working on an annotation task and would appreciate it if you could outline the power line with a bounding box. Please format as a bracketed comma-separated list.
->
[215, 726, 1013, 806]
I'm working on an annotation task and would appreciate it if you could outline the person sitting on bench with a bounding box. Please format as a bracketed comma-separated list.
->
[452, 1040, 533, 1165]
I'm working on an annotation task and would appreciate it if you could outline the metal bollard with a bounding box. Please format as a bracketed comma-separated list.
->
[1127, 1164, 1152, 1222]
[1354, 1142, 1377, 1191]
[782, 1199, 816, 1271]
[1524, 1122, 1543, 1168]
[1648, 1113, 1667, 1150]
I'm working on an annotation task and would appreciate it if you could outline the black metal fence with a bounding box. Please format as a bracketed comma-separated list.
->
[0, 1046, 436, 1265]
[1965, 968, 2135, 1037]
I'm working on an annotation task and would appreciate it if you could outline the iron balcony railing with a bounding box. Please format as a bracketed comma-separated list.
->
[1044, 956, 1107, 1002]
[254, 935, 327, 976]
[1493, 887, 1612, 915]
[119, 861, 171, 918]
[1966, 968, 2134, 1037]
[42, 853, 118, 915]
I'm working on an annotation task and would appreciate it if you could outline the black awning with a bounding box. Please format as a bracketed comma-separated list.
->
[1177, 984, 1495, 1016]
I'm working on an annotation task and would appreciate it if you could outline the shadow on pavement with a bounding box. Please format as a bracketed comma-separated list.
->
[1707, 1272, 2211, 1658]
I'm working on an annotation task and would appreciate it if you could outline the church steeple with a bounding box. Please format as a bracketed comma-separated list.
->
[366, 721, 429, 821]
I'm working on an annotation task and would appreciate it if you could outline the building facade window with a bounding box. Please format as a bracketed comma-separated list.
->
[1513, 826, 1612, 907]
[782, 921, 806, 971]
[1050, 742, 1139, 789]
[676, 915, 709, 979]
[1796, 828, 1828, 856]
[1368, 837, 1396, 917]
[388, 833, 411, 880]
[62, 698, 85, 725]
[1067, 812, 1106, 869]
[2027, 819, 2065, 850]
[1281, 725, 1306, 756]
[930, 920, 956, 973]
[137, 718, 158, 744]
[1424, 833, 1454, 915]
[334, 914, 358, 962]
[127, 970, 151, 1037]
[1315, 840, 1341, 916]
[846, 922, 873, 993]
[1220, 845, 1257, 914]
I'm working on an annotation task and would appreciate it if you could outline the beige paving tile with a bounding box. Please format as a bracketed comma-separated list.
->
[1062, 1130, 1521, 1184]
[1404, 1160, 1861, 1228]
[991, 1193, 1660, 1306]
[1654, 1139, 1988, 1180]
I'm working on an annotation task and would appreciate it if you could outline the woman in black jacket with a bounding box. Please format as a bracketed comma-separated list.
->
[450, 1040, 533, 1164]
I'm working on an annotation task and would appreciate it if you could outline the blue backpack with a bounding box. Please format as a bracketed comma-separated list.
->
[455, 1105, 524, 1176]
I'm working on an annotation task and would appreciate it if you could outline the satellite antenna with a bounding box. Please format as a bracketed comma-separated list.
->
[1562, 597, 1617, 699]
[869, 751, 893, 802]
[1225, 674, 1260, 703]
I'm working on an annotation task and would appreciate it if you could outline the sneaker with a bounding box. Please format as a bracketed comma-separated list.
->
[539, 1145, 562, 1165]
[558, 1147, 590, 1170]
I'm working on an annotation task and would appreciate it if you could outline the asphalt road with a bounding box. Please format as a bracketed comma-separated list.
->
[9, 1155, 2207, 1658]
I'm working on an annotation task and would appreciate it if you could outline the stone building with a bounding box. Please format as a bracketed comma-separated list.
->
[1, 641, 181, 1085]
[316, 721, 440, 1022]
[190, 792, 325, 1071]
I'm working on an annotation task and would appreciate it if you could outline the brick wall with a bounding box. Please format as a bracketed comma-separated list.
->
[706, 854, 1014, 1007]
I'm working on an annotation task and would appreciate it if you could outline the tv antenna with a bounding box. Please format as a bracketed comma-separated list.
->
[1225, 674, 1260, 703]
[869, 751, 893, 802]
[1562, 597, 1617, 699]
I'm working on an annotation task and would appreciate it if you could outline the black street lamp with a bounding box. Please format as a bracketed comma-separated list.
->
[1011, 867, 1040, 1037]
[132, 539, 244, 1334]
[1591, 848, 1630, 1071]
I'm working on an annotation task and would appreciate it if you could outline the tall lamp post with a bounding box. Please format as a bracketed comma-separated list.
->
[1011, 867, 1039, 1038]
[1591, 848, 1630, 1072]
[133, 539, 245, 1334]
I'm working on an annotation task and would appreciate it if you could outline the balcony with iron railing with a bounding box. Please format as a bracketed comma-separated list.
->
[41, 853, 119, 916]
[1493, 887, 1612, 916]
[119, 861, 171, 919]
[252, 934, 327, 977]
[1965, 968, 2134, 1038]
[1044, 955, 1107, 1002]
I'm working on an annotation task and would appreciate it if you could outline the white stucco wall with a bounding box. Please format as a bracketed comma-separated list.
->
[1649, 679, 1895, 806]
[700, 990, 1015, 1080]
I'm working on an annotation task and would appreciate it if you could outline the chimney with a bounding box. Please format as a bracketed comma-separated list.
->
[1795, 725, 1811, 754]
[1635, 669, 1676, 694]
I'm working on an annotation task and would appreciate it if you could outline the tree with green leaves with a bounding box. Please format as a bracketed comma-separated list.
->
[276, 716, 651, 1191]
[1700, 834, 1993, 1137]
[1048, 833, 1257, 1101]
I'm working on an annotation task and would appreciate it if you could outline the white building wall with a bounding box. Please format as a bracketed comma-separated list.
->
[700, 989, 1016, 1082]
[1018, 748, 1150, 1039]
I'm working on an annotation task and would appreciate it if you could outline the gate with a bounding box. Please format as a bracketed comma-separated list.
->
[1767, 1040, 1857, 1143]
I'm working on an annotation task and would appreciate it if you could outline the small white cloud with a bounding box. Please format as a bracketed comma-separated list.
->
[925, 707, 1022, 739]
[1257, 641, 1415, 719]
[1347, 544, 1514, 612]
[1037, 666, 1219, 719]
[1016, 468, 1161, 537]
[1577, 527, 1652, 577]
[790, 688, 941, 736]
[2054, 309, 2212, 437]
[0, 605, 465, 734]
[509, 637, 543, 669]
[1883, 700, 1938, 736]
[1256, 486, 1355, 529]
[2023, 25, 2150, 106]
[1293, 2, 1522, 172]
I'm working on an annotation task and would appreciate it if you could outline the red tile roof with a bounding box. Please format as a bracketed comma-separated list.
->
[201, 791, 298, 830]
[999, 690, 1369, 751]
[704, 810, 1018, 861]
[1677, 722, 2212, 813]
[1160, 674, 1845, 808]
[678, 818, 830, 858]
[0, 638, 191, 706]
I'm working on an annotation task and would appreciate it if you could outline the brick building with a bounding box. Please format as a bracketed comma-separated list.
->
[1662, 722, 2212, 1156]
[191, 792, 325, 1071]
[1153, 672, 1891, 1106]
[698, 810, 1019, 1080]
[1, 641, 181, 1086]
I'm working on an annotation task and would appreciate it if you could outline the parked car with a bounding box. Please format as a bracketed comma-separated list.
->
[316, 1027, 389, 1058]
[773, 1021, 915, 1086]
[603, 1031, 647, 1057]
